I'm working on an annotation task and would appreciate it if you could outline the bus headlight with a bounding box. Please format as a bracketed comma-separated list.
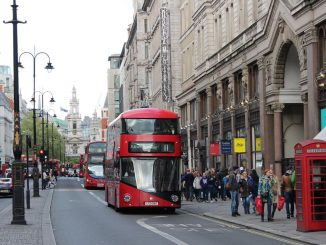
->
[123, 194, 131, 203]
[171, 194, 179, 202]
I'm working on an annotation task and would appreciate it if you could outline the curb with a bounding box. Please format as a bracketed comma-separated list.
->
[42, 188, 56, 245]
[203, 213, 318, 245]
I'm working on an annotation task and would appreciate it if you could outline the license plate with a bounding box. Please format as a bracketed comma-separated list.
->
[0, 190, 9, 193]
[145, 201, 158, 206]
[97, 183, 104, 187]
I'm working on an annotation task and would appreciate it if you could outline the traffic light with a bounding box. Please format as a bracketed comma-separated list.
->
[39, 149, 45, 161]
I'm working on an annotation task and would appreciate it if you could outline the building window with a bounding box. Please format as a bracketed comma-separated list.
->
[234, 71, 244, 105]
[144, 19, 148, 33]
[145, 70, 150, 84]
[222, 79, 229, 109]
[114, 75, 120, 89]
[211, 85, 218, 115]
[73, 121, 76, 129]
[180, 104, 187, 127]
[200, 91, 207, 119]
[190, 99, 196, 123]
[114, 91, 119, 101]
[145, 44, 149, 59]
[249, 63, 259, 99]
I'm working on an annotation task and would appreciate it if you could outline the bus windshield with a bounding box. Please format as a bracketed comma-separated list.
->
[88, 142, 106, 153]
[88, 163, 104, 179]
[120, 157, 180, 192]
[122, 118, 179, 135]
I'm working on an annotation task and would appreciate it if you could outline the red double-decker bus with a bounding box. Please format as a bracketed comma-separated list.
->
[104, 108, 181, 212]
[83, 141, 107, 189]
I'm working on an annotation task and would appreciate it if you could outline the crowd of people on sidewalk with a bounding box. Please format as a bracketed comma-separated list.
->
[181, 165, 296, 222]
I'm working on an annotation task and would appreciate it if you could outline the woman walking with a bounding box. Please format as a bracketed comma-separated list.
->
[258, 169, 275, 222]
[239, 171, 251, 214]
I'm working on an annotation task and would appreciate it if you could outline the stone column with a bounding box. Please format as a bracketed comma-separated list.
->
[196, 92, 202, 172]
[304, 26, 319, 138]
[217, 82, 225, 170]
[207, 87, 213, 168]
[302, 93, 309, 140]
[258, 56, 274, 172]
[229, 75, 236, 165]
[186, 101, 192, 169]
[272, 102, 284, 180]
[242, 66, 252, 168]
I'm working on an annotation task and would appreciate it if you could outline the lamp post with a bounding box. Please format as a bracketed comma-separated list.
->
[4, 0, 27, 225]
[44, 110, 56, 172]
[35, 91, 55, 189]
[18, 50, 53, 197]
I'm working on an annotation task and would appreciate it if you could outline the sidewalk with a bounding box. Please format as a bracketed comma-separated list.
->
[0, 188, 55, 245]
[181, 199, 326, 245]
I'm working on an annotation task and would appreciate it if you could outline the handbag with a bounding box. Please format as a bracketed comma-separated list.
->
[278, 196, 285, 211]
[255, 196, 263, 214]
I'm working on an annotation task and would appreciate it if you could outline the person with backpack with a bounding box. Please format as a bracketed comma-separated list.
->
[229, 166, 240, 217]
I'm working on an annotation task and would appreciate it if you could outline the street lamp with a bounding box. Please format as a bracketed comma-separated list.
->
[18, 50, 53, 197]
[4, 0, 27, 225]
[44, 109, 56, 172]
[35, 90, 55, 189]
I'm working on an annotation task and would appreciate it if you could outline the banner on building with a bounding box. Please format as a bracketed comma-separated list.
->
[234, 138, 246, 153]
[221, 140, 232, 155]
[160, 7, 172, 102]
[210, 143, 220, 156]
[255, 137, 261, 152]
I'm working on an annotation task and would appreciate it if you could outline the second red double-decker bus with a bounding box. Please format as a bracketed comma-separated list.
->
[83, 141, 107, 189]
[104, 108, 181, 212]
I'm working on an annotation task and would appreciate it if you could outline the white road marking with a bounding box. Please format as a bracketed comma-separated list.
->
[0, 205, 11, 216]
[136, 218, 189, 245]
[178, 209, 239, 229]
[88, 191, 107, 206]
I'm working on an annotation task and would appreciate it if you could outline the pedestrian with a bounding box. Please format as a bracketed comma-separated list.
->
[216, 169, 225, 200]
[229, 166, 240, 217]
[193, 171, 202, 202]
[270, 169, 281, 218]
[258, 169, 275, 222]
[239, 171, 251, 214]
[207, 169, 217, 202]
[249, 169, 259, 214]
[281, 168, 295, 219]
[182, 169, 195, 201]
[223, 171, 230, 200]
[42, 171, 48, 190]
[200, 172, 209, 202]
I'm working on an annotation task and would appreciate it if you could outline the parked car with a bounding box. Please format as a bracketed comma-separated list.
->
[0, 178, 13, 196]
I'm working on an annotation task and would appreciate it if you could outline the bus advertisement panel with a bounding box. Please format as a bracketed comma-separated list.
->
[104, 108, 181, 212]
[83, 141, 106, 189]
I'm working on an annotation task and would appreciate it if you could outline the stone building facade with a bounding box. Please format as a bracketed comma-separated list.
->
[65, 86, 87, 157]
[176, 0, 326, 177]
[123, 0, 182, 111]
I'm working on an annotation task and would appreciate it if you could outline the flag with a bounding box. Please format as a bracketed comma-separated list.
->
[60, 106, 68, 113]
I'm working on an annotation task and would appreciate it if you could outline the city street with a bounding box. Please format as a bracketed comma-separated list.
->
[51, 177, 299, 245]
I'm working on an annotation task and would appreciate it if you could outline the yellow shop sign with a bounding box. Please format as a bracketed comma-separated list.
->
[234, 138, 246, 153]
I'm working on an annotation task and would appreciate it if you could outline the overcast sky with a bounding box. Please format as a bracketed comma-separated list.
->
[0, 0, 134, 120]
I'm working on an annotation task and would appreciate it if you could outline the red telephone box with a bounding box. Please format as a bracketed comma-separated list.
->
[294, 139, 326, 232]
